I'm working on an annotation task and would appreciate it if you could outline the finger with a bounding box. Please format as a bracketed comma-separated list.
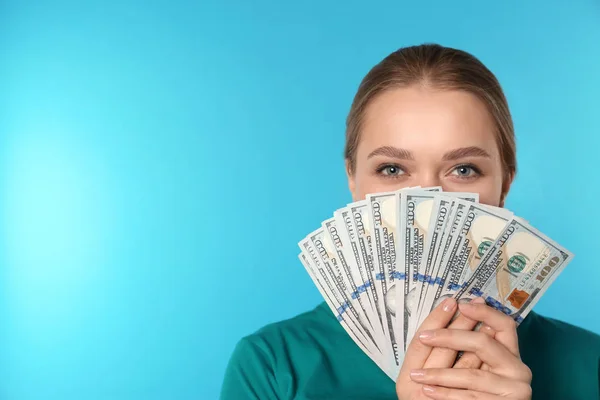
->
[410, 368, 530, 395]
[424, 297, 484, 369]
[418, 329, 529, 379]
[458, 298, 520, 357]
[453, 323, 496, 369]
[402, 298, 458, 371]
[421, 385, 504, 400]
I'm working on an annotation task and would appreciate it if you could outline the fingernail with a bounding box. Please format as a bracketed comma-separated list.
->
[459, 297, 484, 310]
[410, 369, 425, 379]
[422, 385, 436, 394]
[442, 297, 456, 312]
[419, 330, 434, 340]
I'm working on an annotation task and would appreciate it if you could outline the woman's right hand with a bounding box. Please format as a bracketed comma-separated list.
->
[395, 297, 490, 399]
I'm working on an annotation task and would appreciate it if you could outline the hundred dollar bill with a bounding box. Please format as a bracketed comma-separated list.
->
[455, 218, 574, 324]
[394, 190, 408, 352]
[297, 251, 389, 377]
[430, 202, 512, 309]
[446, 204, 513, 297]
[306, 228, 380, 351]
[333, 207, 386, 346]
[361, 186, 418, 357]
[397, 187, 441, 348]
[407, 193, 479, 342]
[367, 191, 403, 374]
[413, 198, 471, 326]
[347, 200, 392, 353]
[299, 235, 378, 356]
[322, 217, 382, 354]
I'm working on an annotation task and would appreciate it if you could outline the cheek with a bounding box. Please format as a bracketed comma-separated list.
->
[352, 170, 379, 200]
[443, 176, 503, 206]
[355, 182, 388, 201]
[352, 171, 412, 201]
[477, 191, 501, 207]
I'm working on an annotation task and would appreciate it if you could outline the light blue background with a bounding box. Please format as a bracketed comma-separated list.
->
[1, 1, 599, 399]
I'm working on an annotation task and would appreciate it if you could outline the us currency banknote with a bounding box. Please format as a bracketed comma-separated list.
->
[306, 228, 380, 351]
[297, 188, 573, 381]
[455, 217, 574, 324]
[414, 198, 471, 327]
[399, 189, 441, 345]
[347, 201, 392, 354]
[434, 203, 513, 305]
[322, 217, 382, 353]
[333, 207, 386, 345]
[367, 191, 402, 374]
[448, 204, 513, 294]
[392, 187, 419, 354]
[407, 193, 479, 343]
[297, 251, 388, 376]
[299, 235, 377, 355]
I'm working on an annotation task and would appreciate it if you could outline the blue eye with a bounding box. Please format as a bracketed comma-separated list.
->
[378, 164, 405, 177]
[451, 164, 481, 178]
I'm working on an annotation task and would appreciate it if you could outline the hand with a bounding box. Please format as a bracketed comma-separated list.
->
[409, 300, 532, 399]
[396, 297, 491, 399]
[422, 297, 494, 371]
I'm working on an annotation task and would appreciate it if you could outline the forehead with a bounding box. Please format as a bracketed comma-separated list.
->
[358, 86, 500, 157]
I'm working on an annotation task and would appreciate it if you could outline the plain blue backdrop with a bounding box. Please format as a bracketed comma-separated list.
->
[1, 1, 599, 399]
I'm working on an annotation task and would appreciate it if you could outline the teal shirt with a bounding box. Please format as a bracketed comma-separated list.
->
[221, 302, 600, 399]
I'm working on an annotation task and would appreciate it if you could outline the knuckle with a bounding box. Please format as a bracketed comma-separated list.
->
[408, 336, 434, 355]
[476, 332, 494, 350]
[481, 324, 496, 336]
[455, 354, 482, 369]
[499, 314, 517, 330]
[465, 390, 480, 400]
[467, 368, 484, 380]
[454, 315, 477, 329]
[433, 347, 455, 357]
[444, 328, 456, 339]
[505, 317, 517, 330]
[521, 364, 533, 382]
[517, 383, 533, 398]
[407, 340, 426, 355]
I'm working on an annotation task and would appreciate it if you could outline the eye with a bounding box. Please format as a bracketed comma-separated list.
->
[377, 164, 406, 178]
[450, 164, 481, 179]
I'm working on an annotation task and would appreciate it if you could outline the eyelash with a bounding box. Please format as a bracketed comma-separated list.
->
[376, 163, 406, 178]
[375, 163, 483, 179]
[451, 163, 482, 179]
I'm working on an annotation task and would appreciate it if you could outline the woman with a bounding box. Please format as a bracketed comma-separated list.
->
[220, 44, 600, 399]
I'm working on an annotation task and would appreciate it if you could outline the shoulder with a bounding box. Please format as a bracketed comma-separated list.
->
[231, 301, 350, 370]
[220, 302, 345, 400]
[247, 301, 342, 348]
[231, 303, 329, 359]
[519, 312, 600, 399]
[522, 311, 600, 351]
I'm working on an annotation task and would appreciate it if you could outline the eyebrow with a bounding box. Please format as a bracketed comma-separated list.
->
[367, 146, 414, 160]
[367, 145, 491, 161]
[442, 146, 491, 161]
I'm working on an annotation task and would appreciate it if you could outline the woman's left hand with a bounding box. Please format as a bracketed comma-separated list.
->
[409, 300, 533, 400]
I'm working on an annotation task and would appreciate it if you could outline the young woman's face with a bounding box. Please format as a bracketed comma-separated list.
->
[347, 86, 512, 207]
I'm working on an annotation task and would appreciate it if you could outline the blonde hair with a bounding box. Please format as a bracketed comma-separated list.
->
[344, 43, 516, 182]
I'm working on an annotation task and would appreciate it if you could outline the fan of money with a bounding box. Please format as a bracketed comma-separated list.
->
[297, 186, 573, 380]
